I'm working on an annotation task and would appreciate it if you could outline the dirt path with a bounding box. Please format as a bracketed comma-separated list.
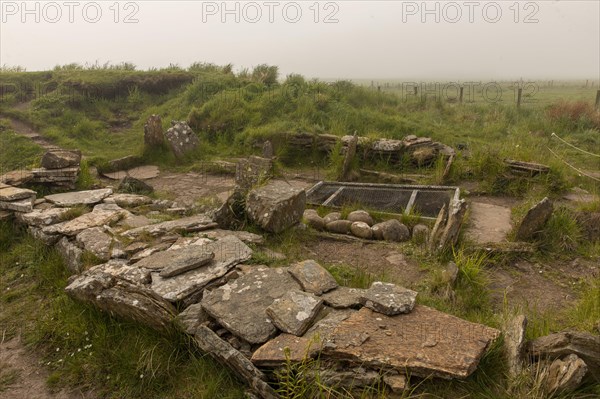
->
[0, 336, 95, 399]
[2, 115, 59, 151]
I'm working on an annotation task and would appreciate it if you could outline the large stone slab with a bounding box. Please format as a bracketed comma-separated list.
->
[466, 201, 512, 244]
[288, 260, 338, 295]
[201, 266, 302, 345]
[122, 214, 216, 238]
[266, 290, 323, 336]
[361, 282, 417, 316]
[322, 306, 500, 379]
[45, 189, 113, 207]
[246, 181, 306, 233]
[16, 207, 74, 226]
[0, 185, 36, 201]
[198, 229, 264, 245]
[516, 197, 554, 241]
[43, 207, 124, 236]
[150, 236, 252, 303]
[65, 260, 175, 332]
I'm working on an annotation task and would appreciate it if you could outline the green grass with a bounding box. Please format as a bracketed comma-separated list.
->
[0, 119, 44, 172]
[0, 222, 243, 398]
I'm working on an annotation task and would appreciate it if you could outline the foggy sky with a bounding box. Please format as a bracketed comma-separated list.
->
[1, 0, 599, 80]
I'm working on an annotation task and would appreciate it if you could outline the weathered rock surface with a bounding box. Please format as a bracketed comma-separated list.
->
[28, 226, 60, 245]
[176, 303, 210, 335]
[325, 220, 352, 234]
[246, 181, 306, 233]
[504, 314, 528, 378]
[516, 197, 554, 241]
[135, 245, 212, 271]
[0, 185, 36, 201]
[350, 221, 373, 239]
[45, 189, 113, 207]
[16, 207, 74, 226]
[0, 196, 35, 212]
[252, 334, 319, 367]
[201, 266, 301, 344]
[262, 141, 274, 158]
[122, 214, 216, 238]
[43, 207, 124, 236]
[109, 193, 153, 208]
[322, 306, 499, 379]
[361, 282, 417, 316]
[437, 199, 468, 250]
[151, 236, 252, 303]
[159, 251, 215, 278]
[193, 326, 277, 399]
[266, 290, 323, 336]
[65, 260, 175, 331]
[529, 331, 600, 380]
[165, 121, 199, 159]
[303, 209, 325, 230]
[212, 187, 245, 229]
[235, 156, 274, 190]
[40, 149, 81, 169]
[321, 287, 367, 309]
[198, 229, 264, 245]
[347, 210, 373, 226]
[541, 354, 588, 394]
[289, 260, 338, 295]
[383, 373, 407, 393]
[0, 170, 34, 186]
[144, 114, 164, 147]
[118, 176, 154, 195]
[76, 227, 113, 261]
[382, 219, 410, 242]
[56, 237, 83, 274]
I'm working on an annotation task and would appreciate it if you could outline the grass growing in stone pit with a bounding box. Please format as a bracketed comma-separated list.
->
[0, 221, 243, 398]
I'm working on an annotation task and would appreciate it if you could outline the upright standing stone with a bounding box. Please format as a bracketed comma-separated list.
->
[165, 121, 199, 159]
[516, 197, 554, 241]
[262, 140, 274, 158]
[235, 156, 274, 191]
[144, 114, 165, 147]
[246, 181, 306, 233]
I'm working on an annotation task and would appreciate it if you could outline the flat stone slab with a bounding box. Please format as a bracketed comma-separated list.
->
[103, 165, 160, 180]
[198, 229, 264, 245]
[465, 201, 512, 244]
[45, 188, 113, 207]
[135, 245, 213, 271]
[361, 282, 417, 316]
[32, 167, 79, 177]
[201, 266, 301, 345]
[150, 236, 252, 303]
[0, 196, 35, 213]
[516, 197, 554, 241]
[109, 193, 153, 207]
[16, 207, 74, 226]
[0, 185, 36, 201]
[321, 287, 367, 309]
[322, 306, 500, 379]
[0, 170, 34, 186]
[76, 227, 113, 261]
[288, 260, 338, 295]
[252, 334, 319, 367]
[122, 214, 216, 238]
[266, 290, 323, 336]
[43, 208, 124, 236]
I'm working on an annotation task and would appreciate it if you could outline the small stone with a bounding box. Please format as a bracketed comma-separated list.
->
[118, 176, 154, 195]
[323, 212, 341, 225]
[40, 149, 81, 169]
[542, 354, 588, 394]
[350, 221, 373, 239]
[361, 282, 417, 316]
[303, 209, 325, 230]
[326, 220, 352, 234]
[412, 224, 430, 243]
[516, 197, 554, 241]
[442, 261, 459, 286]
[383, 373, 407, 393]
[347, 210, 374, 226]
[110, 193, 153, 208]
[321, 287, 367, 309]
[266, 290, 323, 336]
[159, 252, 215, 278]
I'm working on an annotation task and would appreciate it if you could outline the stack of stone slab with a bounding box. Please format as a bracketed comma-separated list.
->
[0, 182, 36, 214]
[31, 149, 81, 190]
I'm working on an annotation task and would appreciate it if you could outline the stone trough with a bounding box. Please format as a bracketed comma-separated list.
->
[306, 181, 460, 220]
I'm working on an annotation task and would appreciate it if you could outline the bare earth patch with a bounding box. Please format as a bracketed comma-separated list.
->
[0, 336, 96, 399]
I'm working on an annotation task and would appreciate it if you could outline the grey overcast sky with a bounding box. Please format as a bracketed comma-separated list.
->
[0, 0, 599, 79]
